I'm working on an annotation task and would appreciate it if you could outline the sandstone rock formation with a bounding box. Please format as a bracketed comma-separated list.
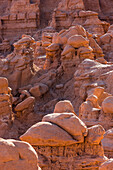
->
[0, 39, 11, 57]
[0, 0, 40, 43]
[99, 159, 113, 170]
[50, 0, 109, 35]
[100, 24, 113, 62]
[0, 77, 13, 137]
[83, 0, 113, 24]
[0, 138, 39, 170]
[15, 96, 35, 119]
[1, 1, 113, 169]
[54, 100, 76, 114]
[0, 35, 35, 94]
[75, 59, 113, 123]
[20, 104, 106, 169]
[0, 0, 112, 45]
[44, 25, 104, 73]
[79, 84, 113, 130]
[102, 128, 113, 158]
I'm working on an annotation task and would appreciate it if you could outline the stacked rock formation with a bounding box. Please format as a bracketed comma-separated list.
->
[100, 24, 113, 62]
[0, 35, 36, 94]
[50, 0, 109, 35]
[0, 39, 11, 57]
[102, 128, 113, 158]
[20, 100, 107, 170]
[0, 0, 40, 43]
[73, 58, 113, 129]
[79, 86, 113, 129]
[83, 0, 113, 24]
[0, 77, 13, 137]
[0, 138, 39, 170]
[44, 25, 104, 72]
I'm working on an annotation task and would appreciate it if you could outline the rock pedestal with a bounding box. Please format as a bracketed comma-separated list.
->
[20, 108, 106, 170]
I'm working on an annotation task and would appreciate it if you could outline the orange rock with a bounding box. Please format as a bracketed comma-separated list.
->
[0, 77, 8, 94]
[20, 122, 77, 146]
[86, 125, 105, 144]
[67, 35, 89, 48]
[102, 96, 113, 114]
[42, 112, 88, 142]
[54, 100, 76, 115]
[15, 97, 35, 112]
[0, 138, 39, 170]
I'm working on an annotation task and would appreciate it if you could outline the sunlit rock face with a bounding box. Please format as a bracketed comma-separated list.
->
[20, 101, 106, 170]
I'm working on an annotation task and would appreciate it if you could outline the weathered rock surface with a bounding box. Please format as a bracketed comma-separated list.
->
[0, 35, 35, 94]
[102, 96, 113, 114]
[99, 159, 113, 170]
[0, 77, 13, 137]
[50, 0, 109, 35]
[20, 107, 106, 169]
[102, 128, 113, 158]
[54, 100, 76, 114]
[0, 0, 40, 43]
[42, 112, 87, 142]
[74, 59, 113, 129]
[0, 138, 39, 170]
[86, 125, 105, 144]
[20, 121, 77, 146]
[100, 25, 113, 62]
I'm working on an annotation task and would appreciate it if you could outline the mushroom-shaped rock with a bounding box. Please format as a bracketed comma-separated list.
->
[20, 122, 76, 146]
[0, 138, 39, 170]
[102, 96, 113, 113]
[86, 125, 105, 144]
[67, 35, 89, 48]
[42, 112, 88, 143]
[30, 84, 49, 97]
[0, 77, 8, 94]
[54, 100, 76, 115]
[15, 97, 35, 112]
[99, 159, 113, 170]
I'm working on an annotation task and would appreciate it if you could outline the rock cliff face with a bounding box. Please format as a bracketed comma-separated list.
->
[83, 0, 113, 24]
[0, 0, 112, 43]
[0, 0, 40, 43]
[50, 0, 109, 34]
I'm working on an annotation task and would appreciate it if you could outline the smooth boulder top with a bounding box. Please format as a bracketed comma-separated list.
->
[102, 96, 113, 114]
[86, 125, 105, 144]
[0, 138, 39, 170]
[61, 44, 75, 56]
[54, 100, 76, 115]
[0, 77, 8, 94]
[15, 96, 35, 112]
[46, 43, 60, 52]
[42, 112, 88, 142]
[20, 122, 77, 146]
[67, 35, 89, 48]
